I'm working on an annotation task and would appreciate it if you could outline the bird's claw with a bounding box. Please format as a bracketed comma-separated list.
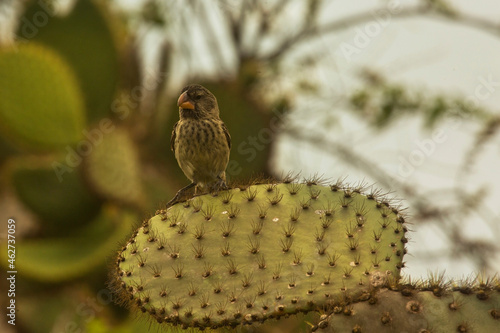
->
[166, 182, 196, 208]
[210, 178, 228, 194]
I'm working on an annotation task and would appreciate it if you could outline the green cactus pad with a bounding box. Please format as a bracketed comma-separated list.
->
[10, 157, 101, 235]
[317, 284, 500, 332]
[0, 44, 85, 151]
[83, 128, 144, 207]
[1, 207, 136, 283]
[18, 0, 121, 123]
[112, 182, 407, 329]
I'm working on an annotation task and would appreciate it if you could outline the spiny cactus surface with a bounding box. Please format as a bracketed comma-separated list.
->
[317, 286, 500, 332]
[112, 182, 407, 329]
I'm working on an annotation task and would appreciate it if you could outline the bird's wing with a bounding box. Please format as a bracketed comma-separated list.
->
[222, 122, 231, 149]
[170, 121, 178, 153]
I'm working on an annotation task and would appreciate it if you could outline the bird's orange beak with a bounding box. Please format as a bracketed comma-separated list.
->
[177, 91, 195, 110]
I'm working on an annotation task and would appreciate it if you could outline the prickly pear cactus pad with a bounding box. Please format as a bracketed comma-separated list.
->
[112, 182, 408, 329]
[317, 285, 500, 332]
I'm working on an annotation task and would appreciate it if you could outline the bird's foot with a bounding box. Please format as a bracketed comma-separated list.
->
[166, 183, 196, 208]
[209, 177, 228, 194]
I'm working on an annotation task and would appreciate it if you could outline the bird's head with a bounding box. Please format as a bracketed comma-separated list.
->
[177, 84, 219, 119]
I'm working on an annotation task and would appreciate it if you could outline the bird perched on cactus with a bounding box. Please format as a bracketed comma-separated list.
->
[167, 84, 231, 206]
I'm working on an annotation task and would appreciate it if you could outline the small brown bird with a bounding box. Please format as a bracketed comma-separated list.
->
[167, 84, 231, 206]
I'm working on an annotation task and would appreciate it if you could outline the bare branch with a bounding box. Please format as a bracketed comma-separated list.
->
[456, 116, 500, 183]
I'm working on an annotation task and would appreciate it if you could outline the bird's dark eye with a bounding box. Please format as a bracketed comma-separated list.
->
[194, 94, 202, 100]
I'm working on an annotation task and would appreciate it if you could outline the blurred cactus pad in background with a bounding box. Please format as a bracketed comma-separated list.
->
[0, 0, 499, 332]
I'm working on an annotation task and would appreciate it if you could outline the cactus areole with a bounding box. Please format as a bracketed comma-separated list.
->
[111, 181, 408, 329]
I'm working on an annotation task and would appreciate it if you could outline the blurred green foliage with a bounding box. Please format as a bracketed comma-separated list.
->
[18, 0, 121, 123]
[349, 71, 490, 128]
[11, 158, 102, 235]
[0, 1, 142, 331]
[0, 1, 276, 331]
[83, 128, 144, 207]
[1, 207, 136, 282]
[17, 288, 87, 333]
[0, 44, 85, 150]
